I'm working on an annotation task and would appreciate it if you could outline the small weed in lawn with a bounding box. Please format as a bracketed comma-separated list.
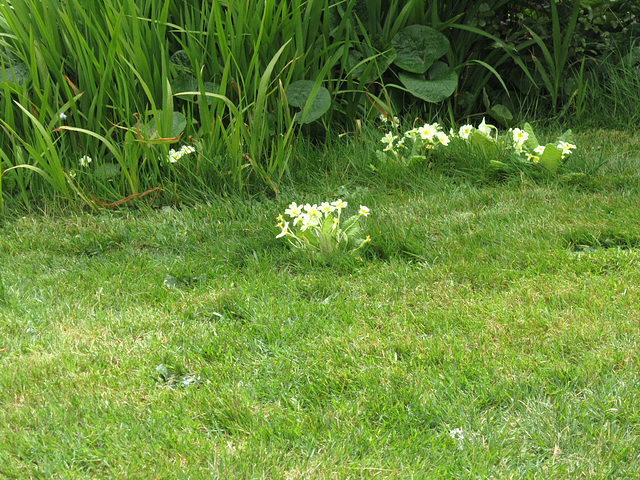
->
[563, 229, 640, 252]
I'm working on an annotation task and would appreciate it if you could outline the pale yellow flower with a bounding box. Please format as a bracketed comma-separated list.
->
[436, 131, 450, 146]
[459, 124, 473, 139]
[276, 221, 290, 238]
[418, 123, 439, 141]
[285, 202, 302, 218]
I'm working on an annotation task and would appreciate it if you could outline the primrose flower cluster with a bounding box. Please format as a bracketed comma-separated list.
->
[506, 126, 576, 163]
[379, 119, 453, 163]
[378, 115, 577, 171]
[276, 200, 371, 260]
[166, 145, 196, 164]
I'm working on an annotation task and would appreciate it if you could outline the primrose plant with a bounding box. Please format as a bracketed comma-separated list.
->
[276, 200, 371, 261]
[379, 116, 452, 165]
[378, 115, 576, 174]
[464, 118, 577, 173]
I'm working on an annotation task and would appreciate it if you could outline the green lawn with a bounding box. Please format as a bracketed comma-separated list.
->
[1, 132, 640, 478]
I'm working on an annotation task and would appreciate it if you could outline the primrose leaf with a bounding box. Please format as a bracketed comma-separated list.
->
[286, 80, 331, 124]
[322, 215, 335, 238]
[470, 130, 500, 160]
[155, 364, 170, 380]
[170, 50, 191, 70]
[391, 25, 449, 74]
[523, 122, 540, 150]
[558, 129, 573, 143]
[538, 143, 563, 173]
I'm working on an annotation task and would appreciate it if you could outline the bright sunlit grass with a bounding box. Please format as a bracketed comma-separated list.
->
[1, 137, 639, 477]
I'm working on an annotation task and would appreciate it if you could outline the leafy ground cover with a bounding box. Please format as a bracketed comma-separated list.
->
[1, 129, 639, 478]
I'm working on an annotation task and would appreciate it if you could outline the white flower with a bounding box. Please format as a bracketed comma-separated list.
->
[459, 124, 473, 139]
[477, 117, 494, 137]
[59, 112, 67, 120]
[320, 202, 335, 216]
[533, 145, 546, 155]
[436, 131, 450, 146]
[166, 145, 196, 163]
[512, 128, 528, 145]
[359, 205, 370, 216]
[557, 141, 576, 156]
[300, 216, 313, 232]
[79, 155, 92, 167]
[304, 203, 322, 222]
[381, 132, 395, 144]
[285, 202, 302, 218]
[332, 199, 348, 211]
[402, 128, 417, 140]
[275, 221, 290, 238]
[167, 148, 180, 163]
[449, 428, 465, 441]
[418, 123, 439, 141]
[381, 132, 397, 152]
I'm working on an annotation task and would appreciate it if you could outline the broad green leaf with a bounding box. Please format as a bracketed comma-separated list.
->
[169, 50, 191, 70]
[286, 80, 331, 124]
[163, 274, 181, 289]
[398, 62, 458, 103]
[142, 112, 186, 139]
[391, 25, 449, 74]
[489, 104, 514, 126]
[538, 143, 563, 173]
[171, 75, 219, 105]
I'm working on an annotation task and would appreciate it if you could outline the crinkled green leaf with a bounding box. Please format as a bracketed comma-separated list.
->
[558, 129, 573, 143]
[470, 130, 500, 160]
[538, 143, 563, 173]
[322, 214, 335, 238]
[399, 62, 458, 103]
[523, 122, 540, 150]
[286, 80, 331, 124]
[391, 25, 449, 74]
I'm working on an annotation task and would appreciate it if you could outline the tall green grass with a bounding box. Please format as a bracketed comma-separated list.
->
[0, 0, 637, 215]
[0, 0, 380, 209]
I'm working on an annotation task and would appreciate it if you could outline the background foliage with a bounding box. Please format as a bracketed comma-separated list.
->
[0, 0, 637, 212]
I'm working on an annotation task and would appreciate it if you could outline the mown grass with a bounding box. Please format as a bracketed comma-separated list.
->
[1, 129, 640, 479]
